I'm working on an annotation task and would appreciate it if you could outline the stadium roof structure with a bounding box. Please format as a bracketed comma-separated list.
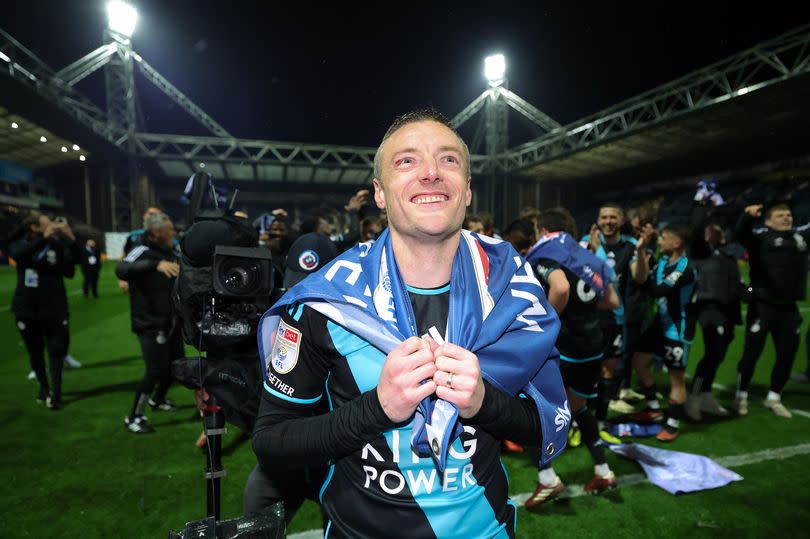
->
[1, 23, 809, 192]
[505, 24, 810, 184]
[0, 107, 90, 169]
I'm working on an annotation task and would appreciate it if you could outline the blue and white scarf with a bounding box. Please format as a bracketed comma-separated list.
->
[258, 228, 567, 471]
[526, 231, 615, 296]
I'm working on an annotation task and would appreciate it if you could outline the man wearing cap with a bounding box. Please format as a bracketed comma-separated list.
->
[252, 109, 565, 538]
[282, 232, 340, 290]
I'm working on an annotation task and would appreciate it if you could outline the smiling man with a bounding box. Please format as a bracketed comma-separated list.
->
[252, 109, 566, 538]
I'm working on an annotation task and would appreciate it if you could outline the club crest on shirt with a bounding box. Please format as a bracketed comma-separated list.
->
[271, 320, 301, 374]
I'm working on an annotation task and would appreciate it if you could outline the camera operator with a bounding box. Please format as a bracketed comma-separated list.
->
[117, 212, 184, 434]
[9, 211, 80, 410]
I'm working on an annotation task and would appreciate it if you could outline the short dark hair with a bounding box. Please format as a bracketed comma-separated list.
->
[764, 202, 791, 220]
[373, 108, 470, 180]
[599, 202, 625, 218]
[661, 224, 691, 245]
[538, 207, 577, 236]
[503, 218, 535, 240]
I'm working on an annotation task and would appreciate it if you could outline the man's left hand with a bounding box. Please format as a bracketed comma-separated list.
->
[432, 343, 485, 419]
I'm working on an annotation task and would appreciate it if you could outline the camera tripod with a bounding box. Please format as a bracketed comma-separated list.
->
[201, 393, 227, 520]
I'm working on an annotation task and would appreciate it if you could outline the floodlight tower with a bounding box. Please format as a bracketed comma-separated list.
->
[104, 1, 142, 229]
[483, 54, 509, 161]
[104, 1, 137, 138]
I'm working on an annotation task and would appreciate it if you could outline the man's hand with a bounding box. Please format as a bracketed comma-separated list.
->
[636, 223, 655, 252]
[377, 337, 438, 423]
[157, 260, 180, 278]
[345, 189, 371, 213]
[118, 279, 129, 293]
[55, 222, 75, 241]
[587, 223, 601, 253]
[745, 204, 763, 218]
[432, 342, 486, 419]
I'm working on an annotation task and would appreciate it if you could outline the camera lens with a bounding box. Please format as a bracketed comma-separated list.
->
[220, 260, 259, 295]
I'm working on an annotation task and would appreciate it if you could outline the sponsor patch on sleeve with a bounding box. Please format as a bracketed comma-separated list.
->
[270, 320, 302, 374]
[665, 271, 682, 286]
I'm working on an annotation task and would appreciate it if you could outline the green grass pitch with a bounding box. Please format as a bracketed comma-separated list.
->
[1, 264, 808, 538]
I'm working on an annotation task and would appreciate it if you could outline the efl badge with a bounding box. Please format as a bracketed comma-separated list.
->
[298, 250, 319, 271]
[271, 320, 301, 374]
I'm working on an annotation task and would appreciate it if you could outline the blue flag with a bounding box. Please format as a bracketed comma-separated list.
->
[258, 228, 568, 471]
[608, 442, 743, 494]
[525, 232, 615, 296]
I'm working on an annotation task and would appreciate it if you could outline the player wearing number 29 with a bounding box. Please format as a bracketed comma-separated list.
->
[631, 225, 697, 442]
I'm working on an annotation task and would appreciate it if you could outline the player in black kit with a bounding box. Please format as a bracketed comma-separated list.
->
[252, 110, 564, 538]
[734, 202, 809, 418]
[524, 208, 620, 508]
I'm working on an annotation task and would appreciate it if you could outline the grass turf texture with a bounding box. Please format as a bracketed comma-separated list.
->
[1, 264, 808, 537]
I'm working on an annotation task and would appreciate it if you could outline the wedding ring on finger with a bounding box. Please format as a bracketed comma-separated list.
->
[447, 372, 454, 389]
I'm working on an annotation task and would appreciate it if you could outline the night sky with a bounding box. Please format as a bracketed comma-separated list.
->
[4, 1, 809, 148]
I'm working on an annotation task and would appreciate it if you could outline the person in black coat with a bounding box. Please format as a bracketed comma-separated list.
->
[117, 212, 183, 433]
[9, 211, 80, 409]
[686, 201, 745, 421]
[80, 238, 102, 298]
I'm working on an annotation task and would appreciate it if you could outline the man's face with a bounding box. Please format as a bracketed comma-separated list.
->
[765, 209, 793, 232]
[152, 223, 176, 248]
[597, 207, 624, 238]
[505, 230, 532, 256]
[466, 219, 484, 234]
[361, 222, 381, 242]
[658, 230, 682, 254]
[373, 121, 471, 242]
[269, 220, 288, 238]
[143, 207, 161, 223]
[31, 215, 51, 235]
[630, 216, 642, 236]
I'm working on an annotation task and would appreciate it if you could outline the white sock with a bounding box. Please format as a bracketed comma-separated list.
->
[594, 464, 611, 478]
[539, 468, 558, 485]
[766, 391, 781, 402]
[666, 417, 680, 429]
[647, 400, 661, 410]
[597, 420, 605, 431]
[736, 390, 748, 400]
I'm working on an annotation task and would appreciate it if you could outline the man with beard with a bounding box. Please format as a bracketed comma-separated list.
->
[581, 204, 649, 425]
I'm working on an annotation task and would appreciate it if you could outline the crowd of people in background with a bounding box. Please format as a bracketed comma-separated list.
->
[4, 159, 809, 520]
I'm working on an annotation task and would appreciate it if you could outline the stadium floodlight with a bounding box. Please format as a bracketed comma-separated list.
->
[484, 54, 506, 87]
[40, 136, 47, 142]
[107, 1, 138, 38]
[61, 146, 68, 152]
[79, 155, 87, 161]
[11, 122, 18, 128]
[72, 144, 80, 151]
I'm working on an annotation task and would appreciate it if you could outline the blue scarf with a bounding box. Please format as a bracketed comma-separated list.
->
[258, 228, 568, 471]
[525, 232, 615, 296]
